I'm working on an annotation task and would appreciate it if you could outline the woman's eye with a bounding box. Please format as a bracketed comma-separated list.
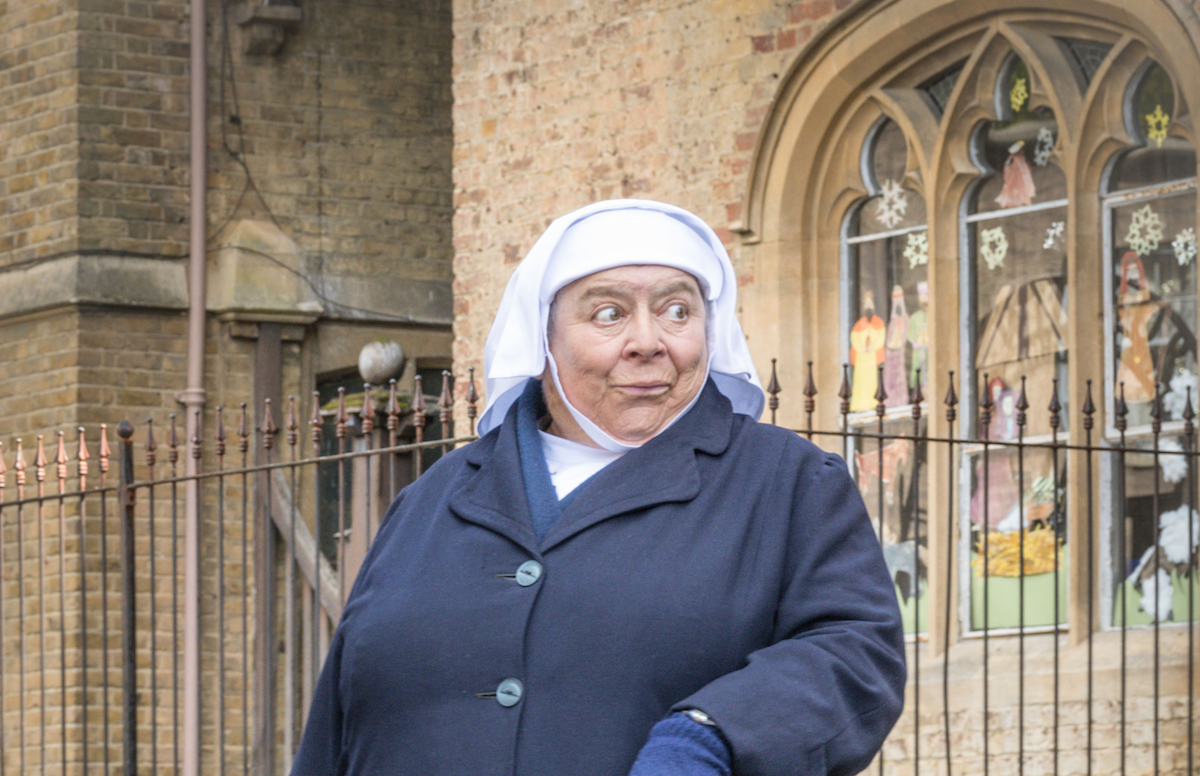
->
[666, 304, 688, 321]
[595, 306, 620, 323]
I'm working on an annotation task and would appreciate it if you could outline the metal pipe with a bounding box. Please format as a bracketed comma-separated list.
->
[182, 0, 209, 771]
[117, 422, 137, 776]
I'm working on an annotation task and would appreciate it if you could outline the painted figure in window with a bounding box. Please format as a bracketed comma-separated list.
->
[995, 141, 1037, 208]
[907, 281, 929, 395]
[1116, 252, 1165, 404]
[849, 290, 886, 411]
[853, 440, 911, 513]
[985, 374, 1020, 442]
[883, 285, 910, 407]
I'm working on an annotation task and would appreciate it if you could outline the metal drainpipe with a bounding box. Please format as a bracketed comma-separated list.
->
[180, 0, 208, 772]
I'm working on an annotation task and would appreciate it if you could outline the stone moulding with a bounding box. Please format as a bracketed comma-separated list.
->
[232, 2, 303, 57]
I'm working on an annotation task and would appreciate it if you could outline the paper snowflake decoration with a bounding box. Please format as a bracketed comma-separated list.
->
[1010, 76, 1028, 113]
[903, 231, 928, 269]
[1043, 220, 1064, 249]
[873, 179, 908, 229]
[1125, 204, 1165, 256]
[1033, 127, 1054, 166]
[980, 226, 1008, 270]
[1164, 370, 1198, 421]
[1173, 227, 1196, 266]
[1145, 104, 1170, 148]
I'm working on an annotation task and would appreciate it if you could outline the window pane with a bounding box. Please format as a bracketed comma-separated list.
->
[1111, 191, 1198, 427]
[858, 120, 927, 236]
[847, 119, 930, 411]
[1110, 141, 1196, 191]
[847, 236, 930, 411]
[968, 446, 1068, 629]
[1111, 436, 1200, 626]
[974, 61, 1064, 215]
[973, 207, 1069, 438]
[851, 418, 929, 634]
[1110, 62, 1195, 190]
[965, 64, 1071, 633]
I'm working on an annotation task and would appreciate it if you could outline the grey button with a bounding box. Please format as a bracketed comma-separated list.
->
[496, 678, 523, 707]
[515, 560, 543, 587]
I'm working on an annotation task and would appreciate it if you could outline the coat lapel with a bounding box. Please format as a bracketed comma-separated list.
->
[447, 413, 543, 557]
[539, 380, 733, 552]
[448, 379, 735, 556]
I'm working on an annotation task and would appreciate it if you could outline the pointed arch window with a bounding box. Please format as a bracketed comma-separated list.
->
[789, 13, 1200, 645]
[1103, 61, 1199, 627]
[964, 57, 1070, 632]
[842, 118, 929, 635]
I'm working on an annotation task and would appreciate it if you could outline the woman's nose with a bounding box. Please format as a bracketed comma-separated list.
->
[624, 311, 665, 358]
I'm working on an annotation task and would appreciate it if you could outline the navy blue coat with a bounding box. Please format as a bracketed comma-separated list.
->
[292, 380, 905, 776]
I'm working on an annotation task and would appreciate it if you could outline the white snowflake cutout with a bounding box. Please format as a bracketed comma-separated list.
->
[1173, 227, 1196, 266]
[874, 179, 908, 229]
[1126, 204, 1165, 256]
[980, 226, 1008, 270]
[1034, 127, 1055, 167]
[903, 231, 928, 269]
[1043, 220, 1064, 250]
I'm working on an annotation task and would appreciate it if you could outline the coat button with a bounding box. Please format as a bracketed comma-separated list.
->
[515, 560, 543, 587]
[496, 678, 523, 707]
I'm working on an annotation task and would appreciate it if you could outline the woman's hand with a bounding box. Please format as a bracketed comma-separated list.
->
[627, 713, 732, 776]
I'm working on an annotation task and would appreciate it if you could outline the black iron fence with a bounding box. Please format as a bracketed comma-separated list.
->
[0, 360, 1193, 774]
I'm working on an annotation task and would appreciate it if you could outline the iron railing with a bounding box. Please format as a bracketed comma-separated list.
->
[0, 359, 1193, 774]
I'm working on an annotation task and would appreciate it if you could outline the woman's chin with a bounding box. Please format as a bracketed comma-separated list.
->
[599, 412, 673, 445]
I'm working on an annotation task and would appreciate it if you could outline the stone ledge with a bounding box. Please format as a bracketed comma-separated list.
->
[0, 247, 453, 327]
[0, 254, 190, 322]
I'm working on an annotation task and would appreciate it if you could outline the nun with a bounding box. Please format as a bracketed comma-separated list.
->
[291, 200, 905, 776]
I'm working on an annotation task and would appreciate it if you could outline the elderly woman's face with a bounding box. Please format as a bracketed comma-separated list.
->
[545, 265, 708, 445]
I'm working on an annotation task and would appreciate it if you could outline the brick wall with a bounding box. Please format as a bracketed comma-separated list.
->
[208, 0, 454, 323]
[0, 0, 456, 769]
[450, 0, 848, 381]
[4, 0, 454, 322]
[0, 0, 79, 263]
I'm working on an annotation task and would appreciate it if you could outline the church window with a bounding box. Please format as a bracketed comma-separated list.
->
[965, 57, 1069, 631]
[844, 118, 930, 634]
[1103, 61, 1198, 626]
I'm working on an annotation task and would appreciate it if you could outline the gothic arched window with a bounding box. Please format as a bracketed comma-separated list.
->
[1103, 61, 1198, 626]
[965, 58, 1070, 632]
[843, 118, 930, 635]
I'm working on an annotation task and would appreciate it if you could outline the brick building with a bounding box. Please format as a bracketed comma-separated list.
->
[452, 0, 1200, 773]
[0, 0, 454, 772]
[1, 0, 1199, 773]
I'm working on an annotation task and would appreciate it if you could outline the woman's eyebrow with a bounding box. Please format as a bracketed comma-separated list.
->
[649, 280, 702, 299]
[578, 284, 634, 303]
[578, 279, 702, 303]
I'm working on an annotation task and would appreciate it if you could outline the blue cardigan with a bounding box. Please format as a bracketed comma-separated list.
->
[291, 379, 905, 775]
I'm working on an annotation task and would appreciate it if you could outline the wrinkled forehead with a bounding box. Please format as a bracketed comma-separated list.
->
[539, 209, 723, 304]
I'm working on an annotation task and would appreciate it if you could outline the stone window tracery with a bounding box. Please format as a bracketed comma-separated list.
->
[825, 22, 1199, 638]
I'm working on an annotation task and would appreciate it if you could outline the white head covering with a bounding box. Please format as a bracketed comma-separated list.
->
[478, 199, 765, 444]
